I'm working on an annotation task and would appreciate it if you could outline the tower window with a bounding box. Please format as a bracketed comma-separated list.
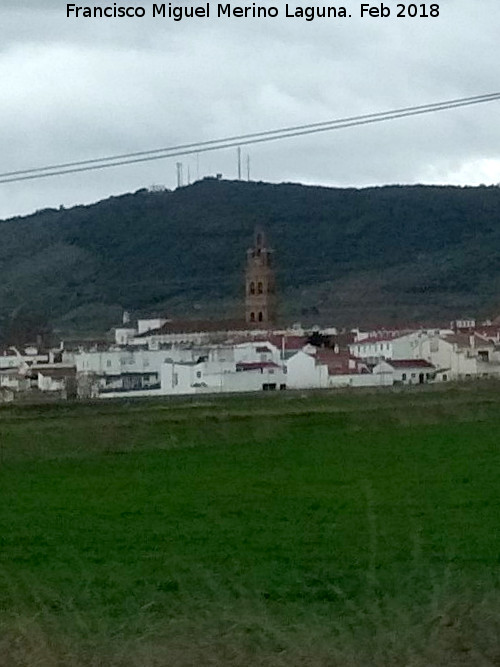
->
[250, 312, 255, 322]
[249, 282, 255, 295]
[257, 282, 263, 294]
[258, 312, 263, 322]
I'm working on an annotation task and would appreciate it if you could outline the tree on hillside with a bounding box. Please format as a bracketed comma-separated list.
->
[1, 307, 53, 349]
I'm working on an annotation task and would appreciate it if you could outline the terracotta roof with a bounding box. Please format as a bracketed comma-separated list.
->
[442, 333, 488, 348]
[135, 319, 252, 337]
[236, 361, 280, 371]
[316, 349, 348, 369]
[105, 371, 161, 377]
[314, 348, 368, 375]
[331, 368, 370, 375]
[62, 340, 110, 351]
[315, 348, 351, 360]
[267, 334, 308, 350]
[386, 359, 434, 369]
[464, 327, 500, 343]
[36, 366, 76, 378]
[328, 332, 356, 347]
[475, 325, 500, 335]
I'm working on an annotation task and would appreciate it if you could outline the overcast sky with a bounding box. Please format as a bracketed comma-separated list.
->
[1, 0, 499, 219]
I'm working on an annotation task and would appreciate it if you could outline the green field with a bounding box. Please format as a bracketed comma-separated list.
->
[1, 386, 499, 666]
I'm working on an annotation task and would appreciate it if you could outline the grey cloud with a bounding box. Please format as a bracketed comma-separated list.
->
[1, 0, 500, 218]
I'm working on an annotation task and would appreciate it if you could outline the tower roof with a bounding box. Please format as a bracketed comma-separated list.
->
[254, 228, 270, 250]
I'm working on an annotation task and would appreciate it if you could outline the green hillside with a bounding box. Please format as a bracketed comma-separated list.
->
[2, 179, 500, 338]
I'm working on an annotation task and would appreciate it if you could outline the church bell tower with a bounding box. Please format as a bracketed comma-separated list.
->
[245, 230, 276, 326]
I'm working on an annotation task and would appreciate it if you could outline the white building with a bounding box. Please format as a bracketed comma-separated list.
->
[349, 332, 417, 363]
[137, 318, 169, 335]
[73, 348, 197, 376]
[418, 333, 500, 381]
[98, 357, 286, 398]
[286, 348, 392, 390]
[79, 339, 288, 398]
[372, 359, 435, 385]
[0, 368, 31, 392]
[0, 349, 49, 369]
[160, 358, 286, 396]
[208, 341, 282, 366]
[114, 327, 137, 346]
[285, 350, 329, 389]
[36, 365, 76, 395]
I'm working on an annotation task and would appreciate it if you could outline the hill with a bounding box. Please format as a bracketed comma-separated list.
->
[2, 178, 500, 338]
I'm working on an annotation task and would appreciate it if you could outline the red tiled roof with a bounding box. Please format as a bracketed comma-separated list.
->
[313, 349, 366, 375]
[330, 332, 357, 345]
[330, 368, 371, 376]
[36, 366, 76, 378]
[315, 348, 350, 361]
[444, 333, 496, 349]
[236, 361, 280, 371]
[267, 334, 308, 350]
[475, 325, 500, 336]
[387, 359, 434, 369]
[136, 319, 252, 337]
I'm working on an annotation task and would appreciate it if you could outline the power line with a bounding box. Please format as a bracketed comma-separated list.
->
[1, 91, 499, 185]
[3, 91, 500, 179]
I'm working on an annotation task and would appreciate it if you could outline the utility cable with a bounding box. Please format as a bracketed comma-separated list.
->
[1, 91, 499, 184]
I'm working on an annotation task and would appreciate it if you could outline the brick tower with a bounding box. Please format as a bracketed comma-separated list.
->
[245, 229, 276, 326]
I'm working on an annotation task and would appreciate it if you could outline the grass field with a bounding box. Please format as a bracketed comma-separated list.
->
[1, 385, 499, 666]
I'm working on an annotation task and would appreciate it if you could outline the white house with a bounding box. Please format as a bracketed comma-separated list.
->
[36, 365, 76, 395]
[94, 340, 288, 398]
[159, 358, 286, 396]
[73, 348, 198, 376]
[372, 359, 435, 384]
[0, 349, 49, 370]
[286, 348, 393, 390]
[114, 327, 137, 346]
[285, 350, 329, 389]
[137, 318, 169, 335]
[350, 330, 460, 366]
[349, 332, 416, 362]
[0, 368, 31, 392]
[418, 333, 500, 381]
[206, 341, 281, 366]
[451, 318, 476, 330]
[73, 348, 199, 398]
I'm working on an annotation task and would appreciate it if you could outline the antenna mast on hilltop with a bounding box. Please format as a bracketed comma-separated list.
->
[237, 147, 242, 180]
[176, 162, 183, 188]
